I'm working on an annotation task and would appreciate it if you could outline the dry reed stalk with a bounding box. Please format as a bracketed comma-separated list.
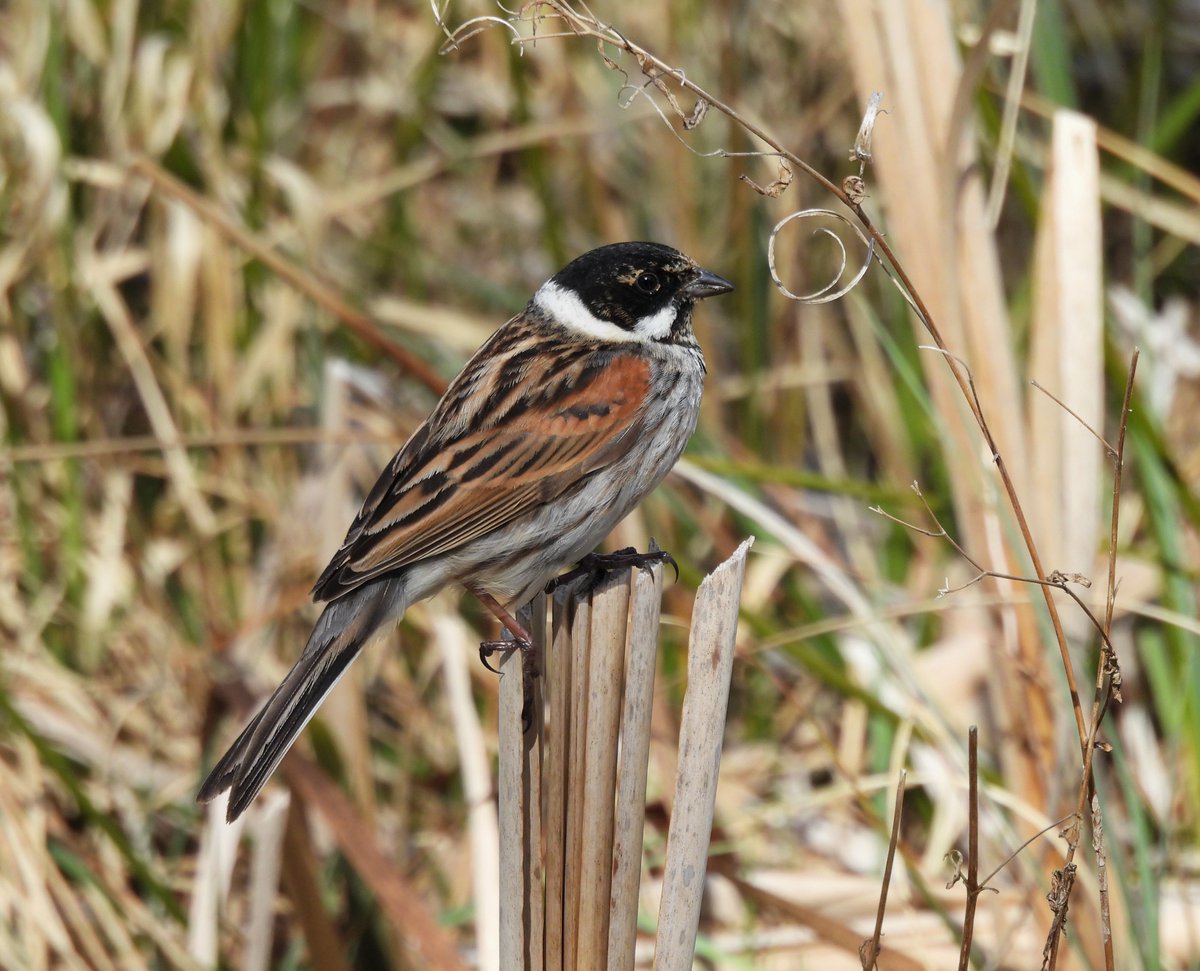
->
[496, 541, 750, 970]
[188, 800, 241, 963]
[576, 573, 631, 963]
[1029, 111, 1105, 605]
[606, 563, 666, 971]
[563, 590, 591, 968]
[499, 597, 545, 971]
[654, 537, 752, 970]
[543, 589, 574, 970]
[1025, 108, 1122, 966]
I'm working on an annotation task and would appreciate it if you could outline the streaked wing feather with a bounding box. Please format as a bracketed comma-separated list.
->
[312, 342, 652, 601]
[353, 481, 543, 569]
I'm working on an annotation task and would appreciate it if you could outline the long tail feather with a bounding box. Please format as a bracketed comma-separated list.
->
[198, 578, 404, 822]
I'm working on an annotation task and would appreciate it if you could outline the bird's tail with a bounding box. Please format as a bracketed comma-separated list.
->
[197, 578, 404, 822]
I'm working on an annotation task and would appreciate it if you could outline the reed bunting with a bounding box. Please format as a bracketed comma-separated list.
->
[199, 242, 733, 821]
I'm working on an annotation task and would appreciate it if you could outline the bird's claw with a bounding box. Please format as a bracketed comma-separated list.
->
[478, 636, 533, 674]
[477, 636, 538, 733]
[544, 543, 679, 595]
[478, 640, 504, 674]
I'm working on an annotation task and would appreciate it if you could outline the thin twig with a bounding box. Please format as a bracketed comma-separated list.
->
[977, 813, 1078, 891]
[957, 727, 980, 971]
[1105, 351, 1139, 637]
[1030, 380, 1118, 457]
[880, 484, 1119, 674]
[861, 771, 905, 969]
[1044, 350, 1137, 971]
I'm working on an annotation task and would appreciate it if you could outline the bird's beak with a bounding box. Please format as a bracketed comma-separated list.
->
[682, 267, 735, 300]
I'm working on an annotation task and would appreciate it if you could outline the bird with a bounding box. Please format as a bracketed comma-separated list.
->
[198, 241, 733, 822]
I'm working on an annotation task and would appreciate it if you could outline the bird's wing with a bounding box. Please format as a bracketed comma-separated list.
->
[311, 339, 652, 602]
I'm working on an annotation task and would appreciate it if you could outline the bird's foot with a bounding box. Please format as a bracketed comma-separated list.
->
[469, 584, 540, 732]
[477, 636, 538, 732]
[477, 635, 534, 675]
[545, 543, 678, 596]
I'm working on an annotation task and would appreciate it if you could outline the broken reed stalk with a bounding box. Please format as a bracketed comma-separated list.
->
[654, 539, 753, 971]
[497, 538, 752, 970]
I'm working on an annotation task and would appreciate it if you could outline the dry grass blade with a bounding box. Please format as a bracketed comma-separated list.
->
[721, 873, 929, 971]
[84, 257, 217, 536]
[279, 800, 352, 971]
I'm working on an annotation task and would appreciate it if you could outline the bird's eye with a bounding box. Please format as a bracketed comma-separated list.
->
[635, 272, 661, 294]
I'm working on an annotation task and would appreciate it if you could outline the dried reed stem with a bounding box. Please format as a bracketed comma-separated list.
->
[497, 540, 751, 970]
[577, 575, 631, 963]
[543, 588, 574, 969]
[498, 598, 545, 971]
[607, 564, 666, 971]
[655, 538, 753, 969]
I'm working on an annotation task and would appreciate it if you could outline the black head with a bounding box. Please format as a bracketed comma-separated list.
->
[532, 241, 733, 344]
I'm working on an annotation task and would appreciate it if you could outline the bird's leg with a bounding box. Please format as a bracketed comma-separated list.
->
[470, 588, 540, 733]
[544, 543, 679, 596]
[471, 588, 534, 671]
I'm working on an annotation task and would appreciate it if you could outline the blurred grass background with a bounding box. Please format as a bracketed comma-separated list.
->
[2, 0, 1199, 968]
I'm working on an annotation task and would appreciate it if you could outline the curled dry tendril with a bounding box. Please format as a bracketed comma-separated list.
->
[434, 0, 880, 306]
[433, 0, 538, 53]
[767, 209, 875, 305]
